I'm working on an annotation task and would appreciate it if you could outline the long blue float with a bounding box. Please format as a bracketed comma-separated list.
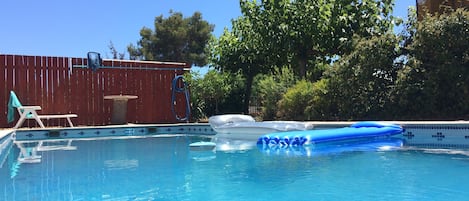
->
[258, 137, 404, 157]
[257, 121, 404, 147]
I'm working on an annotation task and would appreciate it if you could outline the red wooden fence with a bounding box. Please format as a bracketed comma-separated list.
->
[0, 54, 191, 128]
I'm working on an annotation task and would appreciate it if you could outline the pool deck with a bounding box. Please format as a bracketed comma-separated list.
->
[0, 129, 13, 139]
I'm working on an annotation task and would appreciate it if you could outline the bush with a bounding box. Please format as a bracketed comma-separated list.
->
[254, 67, 298, 120]
[396, 8, 469, 119]
[186, 69, 245, 121]
[277, 80, 314, 120]
[276, 78, 339, 121]
[325, 33, 401, 120]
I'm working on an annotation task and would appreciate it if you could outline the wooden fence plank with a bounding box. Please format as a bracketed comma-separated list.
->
[70, 57, 86, 126]
[55, 57, 66, 113]
[63, 57, 72, 114]
[162, 70, 173, 122]
[5, 55, 15, 127]
[154, 69, 164, 122]
[25, 56, 37, 105]
[126, 62, 134, 123]
[83, 59, 93, 125]
[141, 63, 151, 123]
[0, 55, 7, 125]
[15, 56, 28, 105]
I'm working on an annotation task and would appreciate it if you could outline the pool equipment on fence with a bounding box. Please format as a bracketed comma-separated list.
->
[87, 52, 103, 71]
[171, 75, 191, 122]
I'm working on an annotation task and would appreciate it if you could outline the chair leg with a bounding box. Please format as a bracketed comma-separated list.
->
[33, 116, 45, 128]
[66, 117, 74, 127]
[13, 112, 28, 129]
[13, 118, 25, 129]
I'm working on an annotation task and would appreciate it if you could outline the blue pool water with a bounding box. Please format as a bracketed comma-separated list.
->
[1, 135, 469, 201]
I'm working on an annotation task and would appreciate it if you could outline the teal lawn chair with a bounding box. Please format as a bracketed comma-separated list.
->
[7, 91, 77, 129]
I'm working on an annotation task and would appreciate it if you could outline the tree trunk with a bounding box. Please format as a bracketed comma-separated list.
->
[243, 74, 254, 114]
[298, 57, 307, 78]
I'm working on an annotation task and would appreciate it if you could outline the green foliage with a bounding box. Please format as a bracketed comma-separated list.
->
[254, 67, 298, 120]
[396, 8, 469, 119]
[210, 21, 271, 75]
[185, 69, 245, 121]
[128, 11, 214, 66]
[210, 0, 397, 114]
[209, 16, 274, 113]
[183, 72, 205, 121]
[202, 4, 468, 121]
[277, 79, 335, 120]
[303, 79, 336, 120]
[217, 73, 246, 115]
[277, 80, 315, 120]
[239, 0, 396, 78]
[325, 33, 401, 120]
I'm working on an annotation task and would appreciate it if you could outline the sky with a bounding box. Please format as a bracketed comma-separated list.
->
[0, 0, 413, 63]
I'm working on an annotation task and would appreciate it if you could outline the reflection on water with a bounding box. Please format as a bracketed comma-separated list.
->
[406, 147, 469, 157]
[104, 159, 139, 170]
[0, 135, 13, 168]
[257, 137, 404, 157]
[15, 139, 77, 164]
[214, 137, 257, 152]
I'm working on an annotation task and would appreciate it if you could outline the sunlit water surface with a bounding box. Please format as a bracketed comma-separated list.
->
[1, 136, 469, 201]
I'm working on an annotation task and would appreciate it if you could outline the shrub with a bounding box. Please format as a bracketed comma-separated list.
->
[277, 80, 314, 120]
[186, 69, 245, 121]
[324, 33, 401, 120]
[254, 67, 298, 120]
[396, 8, 469, 119]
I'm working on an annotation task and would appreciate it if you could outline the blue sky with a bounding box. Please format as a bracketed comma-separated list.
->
[0, 0, 413, 60]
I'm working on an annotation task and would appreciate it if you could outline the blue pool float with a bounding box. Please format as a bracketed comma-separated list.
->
[257, 121, 404, 147]
[258, 137, 404, 157]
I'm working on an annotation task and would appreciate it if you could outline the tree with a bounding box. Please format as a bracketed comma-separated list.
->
[107, 41, 125, 60]
[239, 0, 396, 78]
[211, 0, 396, 113]
[396, 8, 469, 119]
[210, 17, 274, 114]
[185, 70, 245, 121]
[325, 33, 401, 120]
[128, 11, 214, 66]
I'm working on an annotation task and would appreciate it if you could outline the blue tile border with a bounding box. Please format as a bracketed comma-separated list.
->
[15, 124, 216, 141]
[402, 124, 469, 147]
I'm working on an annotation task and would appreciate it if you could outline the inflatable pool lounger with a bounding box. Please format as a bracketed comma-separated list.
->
[257, 121, 404, 147]
[258, 137, 404, 157]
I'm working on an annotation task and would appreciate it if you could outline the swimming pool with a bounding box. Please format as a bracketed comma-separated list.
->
[1, 131, 469, 201]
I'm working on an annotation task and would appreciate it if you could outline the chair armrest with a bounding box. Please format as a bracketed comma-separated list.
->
[18, 106, 42, 110]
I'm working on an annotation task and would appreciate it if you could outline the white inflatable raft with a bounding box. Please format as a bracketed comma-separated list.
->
[208, 114, 313, 140]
